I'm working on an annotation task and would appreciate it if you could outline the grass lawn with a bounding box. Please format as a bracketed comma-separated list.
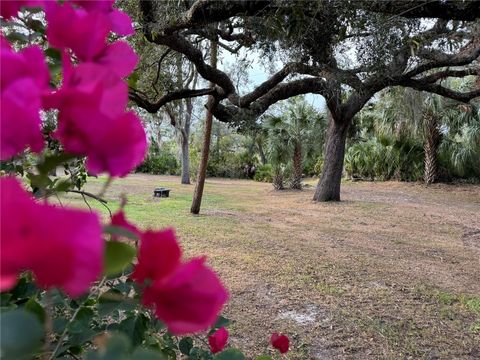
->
[60, 174, 480, 359]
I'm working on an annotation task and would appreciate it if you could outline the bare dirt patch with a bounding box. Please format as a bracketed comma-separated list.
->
[78, 176, 480, 359]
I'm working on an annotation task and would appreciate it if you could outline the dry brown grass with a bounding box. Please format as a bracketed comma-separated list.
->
[70, 175, 480, 359]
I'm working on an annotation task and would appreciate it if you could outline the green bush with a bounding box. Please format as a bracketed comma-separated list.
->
[254, 164, 273, 182]
[137, 152, 179, 175]
[207, 154, 245, 178]
[344, 137, 423, 181]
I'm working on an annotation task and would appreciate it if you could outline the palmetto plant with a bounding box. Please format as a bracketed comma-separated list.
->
[375, 87, 480, 183]
[263, 98, 325, 189]
[439, 105, 480, 178]
[348, 83, 480, 182]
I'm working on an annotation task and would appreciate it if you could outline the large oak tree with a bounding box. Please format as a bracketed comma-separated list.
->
[130, 0, 480, 201]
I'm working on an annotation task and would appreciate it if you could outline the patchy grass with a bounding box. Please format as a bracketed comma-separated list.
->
[61, 175, 480, 359]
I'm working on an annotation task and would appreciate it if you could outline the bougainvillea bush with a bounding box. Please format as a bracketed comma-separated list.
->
[0, 1, 289, 359]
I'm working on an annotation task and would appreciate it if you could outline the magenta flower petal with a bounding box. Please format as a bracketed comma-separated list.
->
[1, 78, 44, 159]
[143, 258, 229, 335]
[45, 1, 110, 61]
[110, 210, 141, 240]
[1, 44, 50, 91]
[132, 229, 182, 285]
[108, 9, 134, 36]
[0, 42, 49, 160]
[271, 333, 290, 354]
[70, 0, 115, 12]
[208, 327, 229, 354]
[0, 0, 44, 19]
[0, 178, 103, 297]
[95, 41, 139, 78]
[85, 111, 147, 177]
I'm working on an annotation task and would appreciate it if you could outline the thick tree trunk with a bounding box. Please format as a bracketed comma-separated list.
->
[313, 116, 350, 202]
[291, 142, 302, 189]
[180, 132, 190, 184]
[190, 40, 218, 214]
[423, 112, 441, 185]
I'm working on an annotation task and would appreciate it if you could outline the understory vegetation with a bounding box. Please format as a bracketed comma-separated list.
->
[137, 89, 480, 187]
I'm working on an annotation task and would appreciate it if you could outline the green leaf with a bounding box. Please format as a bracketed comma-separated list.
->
[104, 241, 136, 276]
[117, 314, 148, 347]
[45, 47, 61, 61]
[0, 309, 44, 360]
[86, 333, 131, 360]
[28, 19, 45, 33]
[9, 275, 38, 300]
[255, 356, 273, 360]
[27, 173, 52, 191]
[188, 347, 213, 360]
[6, 31, 29, 43]
[179, 337, 193, 355]
[103, 225, 139, 241]
[209, 315, 230, 335]
[37, 153, 76, 175]
[214, 349, 246, 360]
[128, 71, 139, 88]
[53, 317, 69, 334]
[132, 348, 166, 360]
[0, 293, 12, 307]
[24, 298, 46, 323]
[97, 289, 135, 317]
[68, 307, 98, 346]
[213, 315, 230, 329]
[54, 179, 73, 192]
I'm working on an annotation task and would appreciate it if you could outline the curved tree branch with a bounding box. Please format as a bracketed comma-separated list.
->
[399, 79, 480, 103]
[356, 0, 480, 21]
[129, 87, 216, 113]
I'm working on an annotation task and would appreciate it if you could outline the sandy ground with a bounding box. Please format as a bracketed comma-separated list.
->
[73, 175, 480, 359]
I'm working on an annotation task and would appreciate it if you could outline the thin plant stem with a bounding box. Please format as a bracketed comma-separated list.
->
[48, 277, 107, 360]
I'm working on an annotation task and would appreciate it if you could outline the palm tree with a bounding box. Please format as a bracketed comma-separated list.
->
[264, 98, 325, 189]
[439, 104, 480, 178]
[264, 116, 291, 190]
[376, 88, 448, 184]
[371, 83, 479, 183]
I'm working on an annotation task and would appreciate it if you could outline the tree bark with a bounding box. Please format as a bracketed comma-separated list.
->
[272, 167, 284, 190]
[180, 131, 190, 184]
[291, 142, 302, 189]
[313, 115, 350, 201]
[423, 111, 441, 185]
[190, 40, 218, 214]
[180, 96, 193, 184]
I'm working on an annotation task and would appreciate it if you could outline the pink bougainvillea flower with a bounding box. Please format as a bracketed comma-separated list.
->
[49, 59, 146, 176]
[45, 1, 110, 61]
[110, 210, 140, 240]
[142, 258, 229, 335]
[0, 177, 103, 297]
[94, 40, 139, 78]
[1, 78, 44, 160]
[84, 111, 147, 177]
[1, 41, 50, 91]
[132, 229, 181, 284]
[107, 7, 135, 36]
[271, 333, 290, 354]
[0, 0, 44, 19]
[0, 39, 49, 160]
[51, 57, 129, 119]
[132, 230, 229, 335]
[208, 327, 229, 354]
[70, 0, 134, 36]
